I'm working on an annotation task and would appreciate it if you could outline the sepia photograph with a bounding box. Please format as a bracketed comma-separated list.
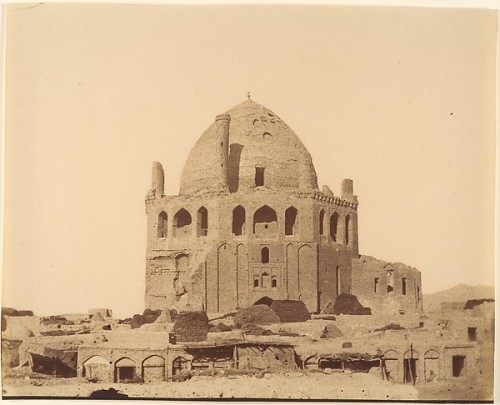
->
[1, 2, 497, 401]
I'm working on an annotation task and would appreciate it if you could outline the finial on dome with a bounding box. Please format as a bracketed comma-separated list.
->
[247, 91, 251, 101]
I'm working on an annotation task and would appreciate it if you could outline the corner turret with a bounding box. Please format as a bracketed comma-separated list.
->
[151, 161, 164, 198]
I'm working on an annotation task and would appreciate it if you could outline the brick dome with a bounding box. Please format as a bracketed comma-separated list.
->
[179, 100, 319, 195]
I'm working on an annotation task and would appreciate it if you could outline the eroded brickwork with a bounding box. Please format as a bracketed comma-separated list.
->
[145, 100, 419, 314]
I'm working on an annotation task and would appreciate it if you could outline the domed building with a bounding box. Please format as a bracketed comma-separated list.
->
[144, 99, 422, 315]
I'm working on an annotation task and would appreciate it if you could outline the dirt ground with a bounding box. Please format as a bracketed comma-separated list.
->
[3, 370, 418, 400]
[416, 377, 494, 402]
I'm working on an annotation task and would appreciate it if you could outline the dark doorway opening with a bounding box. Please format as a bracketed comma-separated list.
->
[115, 366, 135, 383]
[452, 355, 465, 377]
[403, 359, 417, 384]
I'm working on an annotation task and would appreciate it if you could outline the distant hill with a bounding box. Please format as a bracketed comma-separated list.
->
[423, 284, 494, 313]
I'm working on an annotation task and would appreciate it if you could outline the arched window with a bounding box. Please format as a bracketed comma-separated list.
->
[253, 205, 277, 235]
[261, 247, 270, 263]
[330, 212, 338, 242]
[232, 206, 246, 236]
[285, 207, 298, 236]
[271, 278, 277, 288]
[173, 209, 192, 238]
[197, 207, 208, 237]
[344, 215, 350, 245]
[157, 211, 168, 238]
[254, 278, 259, 288]
[319, 210, 325, 235]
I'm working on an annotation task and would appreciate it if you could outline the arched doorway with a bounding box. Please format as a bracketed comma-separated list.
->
[383, 350, 399, 382]
[83, 355, 110, 382]
[424, 349, 439, 383]
[403, 349, 419, 384]
[142, 355, 165, 383]
[114, 357, 136, 383]
[172, 356, 189, 376]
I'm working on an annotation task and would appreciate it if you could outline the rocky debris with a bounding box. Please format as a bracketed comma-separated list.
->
[209, 322, 232, 332]
[89, 388, 129, 399]
[242, 325, 275, 336]
[172, 311, 210, 342]
[131, 314, 145, 329]
[40, 316, 74, 326]
[131, 309, 164, 329]
[90, 312, 105, 322]
[154, 309, 177, 324]
[464, 298, 494, 310]
[254, 296, 275, 306]
[270, 300, 311, 323]
[374, 323, 405, 332]
[234, 305, 280, 327]
[325, 293, 371, 315]
[320, 323, 342, 338]
[40, 330, 75, 336]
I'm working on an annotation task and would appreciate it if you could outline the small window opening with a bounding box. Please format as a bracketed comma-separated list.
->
[254, 278, 259, 288]
[272, 278, 277, 288]
[374, 278, 379, 293]
[261, 247, 270, 264]
[319, 210, 325, 235]
[157, 212, 168, 238]
[255, 167, 265, 186]
[402, 278, 407, 295]
[468, 327, 477, 342]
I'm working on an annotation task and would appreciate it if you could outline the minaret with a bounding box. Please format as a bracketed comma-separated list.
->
[151, 161, 164, 198]
[341, 178, 354, 201]
[215, 114, 231, 191]
[299, 152, 316, 191]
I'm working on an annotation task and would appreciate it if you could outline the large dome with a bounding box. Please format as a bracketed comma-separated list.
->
[179, 100, 319, 195]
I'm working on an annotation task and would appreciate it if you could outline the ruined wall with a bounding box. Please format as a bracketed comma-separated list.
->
[351, 256, 423, 315]
[237, 345, 296, 370]
[77, 345, 189, 382]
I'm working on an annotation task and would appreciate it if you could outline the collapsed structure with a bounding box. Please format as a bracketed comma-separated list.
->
[144, 99, 423, 315]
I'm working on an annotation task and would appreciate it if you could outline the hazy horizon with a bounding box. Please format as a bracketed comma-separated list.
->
[3, 4, 496, 318]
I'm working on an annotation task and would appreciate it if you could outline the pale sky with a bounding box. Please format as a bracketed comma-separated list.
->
[3, 4, 497, 318]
